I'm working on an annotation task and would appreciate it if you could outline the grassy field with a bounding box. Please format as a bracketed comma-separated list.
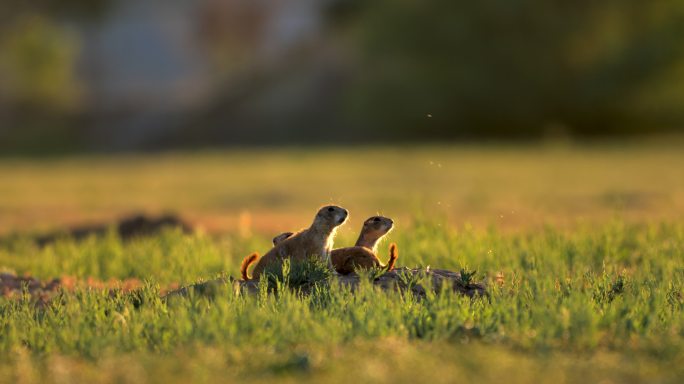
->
[1, 142, 683, 235]
[0, 144, 683, 383]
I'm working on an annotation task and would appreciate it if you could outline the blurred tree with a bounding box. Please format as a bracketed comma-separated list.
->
[338, 0, 684, 138]
[3, 0, 684, 154]
[0, 15, 80, 110]
[0, 0, 112, 23]
[0, 0, 113, 154]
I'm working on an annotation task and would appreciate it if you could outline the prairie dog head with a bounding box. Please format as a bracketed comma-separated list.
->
[356, 216, 394, 250]
[312, 205, 348, 231]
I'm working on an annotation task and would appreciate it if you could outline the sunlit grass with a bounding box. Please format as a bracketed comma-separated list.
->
[0, 145, 683, 383]
[0, 219, 682, 383]
[1, 144, 683, 234]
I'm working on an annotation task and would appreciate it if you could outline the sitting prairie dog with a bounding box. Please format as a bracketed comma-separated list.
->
[273, 216, 398, 275]
[240, 205, 348, 280]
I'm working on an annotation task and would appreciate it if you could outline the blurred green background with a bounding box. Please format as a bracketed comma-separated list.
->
[2, 0, 684, 155]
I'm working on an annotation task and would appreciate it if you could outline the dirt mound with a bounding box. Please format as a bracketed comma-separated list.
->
[35, 213, 193, 246]
[164, 267, 487, 300]
[1, 267, 487, 307]
[340, 267, 488, 298]
[0, 272, 175, 307]
[0, 272, 60, 295]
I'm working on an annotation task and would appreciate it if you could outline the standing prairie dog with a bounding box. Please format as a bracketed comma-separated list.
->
[272, 216, 398, 275]
[240, 205, 348, 280]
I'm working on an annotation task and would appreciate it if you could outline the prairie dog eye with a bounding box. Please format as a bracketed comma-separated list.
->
[327, 207, 335, 212]
[373, 217, 381, 222]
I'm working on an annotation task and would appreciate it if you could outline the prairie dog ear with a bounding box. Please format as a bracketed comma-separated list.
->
[272, 232, 294, 245]
[364, 216, 381, 224]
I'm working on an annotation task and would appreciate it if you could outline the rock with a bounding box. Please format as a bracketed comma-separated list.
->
[162, 277, 238, 301]
[337, 267, 488, 298]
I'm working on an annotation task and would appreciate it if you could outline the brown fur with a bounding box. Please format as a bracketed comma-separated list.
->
[273, 215, 397, 275]
[240, 253, 258, 281]
[240, 205, 348, 280]
[385, 243, 398, 271]
[332, 242, 398, 274]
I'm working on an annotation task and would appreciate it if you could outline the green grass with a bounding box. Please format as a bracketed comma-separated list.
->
[1, 220, 682, 383]
[1, 143, 683, 235]
[0, 145, 683, 383]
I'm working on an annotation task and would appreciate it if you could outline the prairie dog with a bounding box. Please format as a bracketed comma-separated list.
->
[272, 216, 397, 275]
[332, 242, 398, 275]
[351, 216, 394, 252]
[240, 205, 348, 280]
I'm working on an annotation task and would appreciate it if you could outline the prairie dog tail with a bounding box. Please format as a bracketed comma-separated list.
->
[385, 243, 398, 271]
[240, 253, 259, 281]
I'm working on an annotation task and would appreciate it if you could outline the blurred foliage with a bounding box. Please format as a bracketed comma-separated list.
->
[0, 0, 112, 23]
[0, 15, 81, 110]
[340, 0, 684, 138]
[0, 0, 112, 109]
[3, 1, 684, 154]
[0, 0, 111, 155]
